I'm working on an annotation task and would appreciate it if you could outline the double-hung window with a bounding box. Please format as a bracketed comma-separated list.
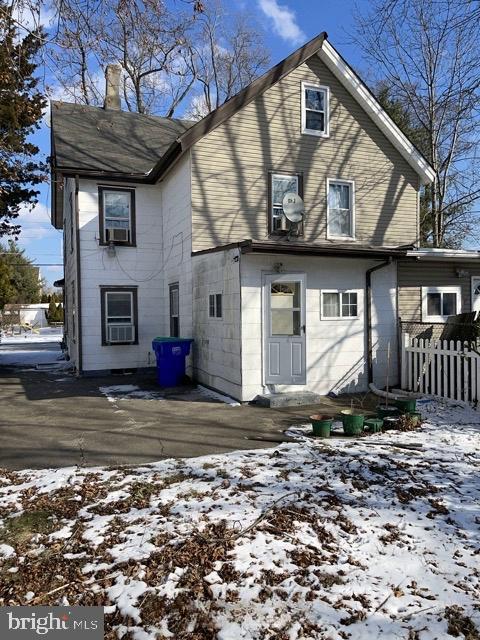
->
[169, 283, 179, 337]
[101, 287, 138, 345]
[269, 173, 302, 233]
[422, 286, 461, 322]
[327, 179, 355, 239]
[99, 187, 136, 246]
[321, 290, 359, 319]
[301, 82, 329, 137]
[209, 293, 222, 319]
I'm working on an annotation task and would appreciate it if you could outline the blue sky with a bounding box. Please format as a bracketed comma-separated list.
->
[20, 0, 367, 287]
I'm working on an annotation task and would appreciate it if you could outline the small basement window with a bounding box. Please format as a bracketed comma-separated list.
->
[209, 293, 222, 319]
[101, 287, 138, 345]
[99, 187, 136, 246]
[301, 82, 329, 137]
[321, 290, 359, 319]
[422, 286, 461, 322]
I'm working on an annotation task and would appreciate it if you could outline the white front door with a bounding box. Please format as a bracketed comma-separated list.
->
[264, 273, 306, 385]
[471, 277, 480, 312]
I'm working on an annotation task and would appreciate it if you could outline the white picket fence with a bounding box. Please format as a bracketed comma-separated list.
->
[401, 332, 480, 404]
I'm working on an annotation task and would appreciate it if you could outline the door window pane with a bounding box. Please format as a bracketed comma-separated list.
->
[271, 282, 301, 335]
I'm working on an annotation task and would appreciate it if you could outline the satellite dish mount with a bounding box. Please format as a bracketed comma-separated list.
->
[282, 192, 304, 238]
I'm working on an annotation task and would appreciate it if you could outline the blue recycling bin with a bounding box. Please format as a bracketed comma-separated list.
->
[152, 337, 193, 387]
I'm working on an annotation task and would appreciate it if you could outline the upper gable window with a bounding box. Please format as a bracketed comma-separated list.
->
[301, 82, 329, 137]
[99, 187, 136, 246]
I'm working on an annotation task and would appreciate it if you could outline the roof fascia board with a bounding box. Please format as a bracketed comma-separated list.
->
[405, 249, 480, 260]
[242, 241, 406, 259]
[318, 41, 435, 185]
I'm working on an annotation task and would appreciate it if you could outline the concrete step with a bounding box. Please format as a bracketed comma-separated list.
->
[254, 391, 322, 408]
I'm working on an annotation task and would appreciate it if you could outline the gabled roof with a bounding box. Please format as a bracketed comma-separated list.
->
[50, 101, 192, 176]
[50, 32, 435, 185]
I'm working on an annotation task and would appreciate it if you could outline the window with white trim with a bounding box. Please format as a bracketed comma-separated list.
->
[101, 287, 138, 345]
[99, 187, 135, 245]
[301, 82, 329, 136]
[422, 286, 461, 322]
[270, 173, 300, 233]
[327, 179, 354, 239]
[209, 293, 222, 319]
[321, 290, 359, 319]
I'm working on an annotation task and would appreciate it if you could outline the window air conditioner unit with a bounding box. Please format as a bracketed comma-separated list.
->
[106, 227, 129, 243]
[108, 324, 133, 343]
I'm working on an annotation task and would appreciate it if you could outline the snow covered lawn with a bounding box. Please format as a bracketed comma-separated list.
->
[0, 399, 479, 639]
[0, 327, 65, 368]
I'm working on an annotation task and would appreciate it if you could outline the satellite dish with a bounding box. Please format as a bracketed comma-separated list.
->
[282, 192, 304, 223]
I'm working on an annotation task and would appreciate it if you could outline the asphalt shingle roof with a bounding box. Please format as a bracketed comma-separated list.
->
[51, 101, 193, 175]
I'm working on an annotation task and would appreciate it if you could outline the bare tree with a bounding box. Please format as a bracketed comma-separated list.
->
[47, 0, 269, 119]
[186, 3, 270, 119]
[49, 0, 197, 114]
[354, 0, 480, 247]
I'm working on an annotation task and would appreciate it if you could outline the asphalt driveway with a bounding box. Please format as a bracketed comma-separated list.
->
[0, 333, 378, 470]
[0, 367, 314, 470]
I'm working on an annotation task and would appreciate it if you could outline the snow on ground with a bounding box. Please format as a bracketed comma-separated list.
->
[0, 327, 63, 344]
[99, 384, 241, 406]
[0, 398, 479, 639]
[99, 385, 166, 402]
[0, 327, 65, 368]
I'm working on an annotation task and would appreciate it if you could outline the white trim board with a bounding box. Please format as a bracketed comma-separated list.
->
[318, 41, 435, 185]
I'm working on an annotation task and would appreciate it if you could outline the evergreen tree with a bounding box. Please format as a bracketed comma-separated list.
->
[46, 299, 56, 323]
[0, 2, 47, 237]
[0, 241, 41, 306]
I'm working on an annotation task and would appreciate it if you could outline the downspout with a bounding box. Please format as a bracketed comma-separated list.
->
[74, 175, 83, 374]
[366, 258, 392, 384]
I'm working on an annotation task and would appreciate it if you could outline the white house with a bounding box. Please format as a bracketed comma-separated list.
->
[52, 32, 475, 403]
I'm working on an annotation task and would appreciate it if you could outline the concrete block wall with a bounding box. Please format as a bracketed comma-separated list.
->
[191, 248, 241, 399]
[239, 254, 398, 401]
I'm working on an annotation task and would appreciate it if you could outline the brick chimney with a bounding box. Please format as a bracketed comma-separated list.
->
[104, 64, 122, 110]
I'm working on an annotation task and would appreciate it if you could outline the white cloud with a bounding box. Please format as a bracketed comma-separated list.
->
[15, 202, 60, 246]
[258, 0, 306, 45]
